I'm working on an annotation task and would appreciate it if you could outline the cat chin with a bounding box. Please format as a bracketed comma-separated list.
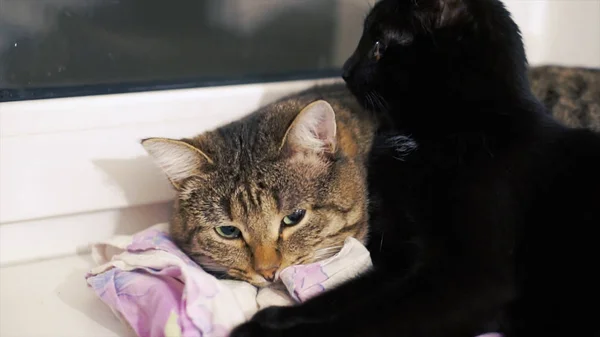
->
[241, 274, 275, 288]
[250, 279, 276, 288]
[348, 90, 387, 114]
[342, 81, 361, 100]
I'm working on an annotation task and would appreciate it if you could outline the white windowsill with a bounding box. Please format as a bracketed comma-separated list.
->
[0, 253, 129, 337]
[0, 77, 342, 266]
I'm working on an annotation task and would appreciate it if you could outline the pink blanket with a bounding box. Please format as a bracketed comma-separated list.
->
[85, 223, 372, 337]
[85, 223, 502, 337]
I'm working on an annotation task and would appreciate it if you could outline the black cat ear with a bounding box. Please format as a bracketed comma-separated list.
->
[436, 0, 469, 27]
[413, 0, 469, 28]
[141, 138, 213, 190]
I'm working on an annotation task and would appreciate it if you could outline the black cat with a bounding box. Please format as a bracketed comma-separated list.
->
[231, 0, 600, 336]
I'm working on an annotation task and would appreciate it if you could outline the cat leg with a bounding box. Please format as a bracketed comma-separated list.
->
[230, 263, 514, 337]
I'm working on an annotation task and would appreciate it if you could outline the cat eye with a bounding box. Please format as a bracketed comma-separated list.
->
[215, 226, 241, 239]
[373, 40, 386, 61]
[282, 209, 306, 227]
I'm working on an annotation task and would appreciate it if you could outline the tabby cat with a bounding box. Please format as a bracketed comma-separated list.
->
[142, 86, 375, 287]
[231, 0, 600, 336]
[530, 65, 600, 131]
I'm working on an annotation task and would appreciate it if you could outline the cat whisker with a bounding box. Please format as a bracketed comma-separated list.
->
[365, 90, 389, 113]
[365, 91, 377, 111]
[364, 92, 372, 109]
[372, 90, 389, 113]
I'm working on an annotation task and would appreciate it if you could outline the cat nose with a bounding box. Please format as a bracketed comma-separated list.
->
[342, 65, 353, 81]
[342, 54, 357, 81]
[257, 267, 278, 282]
[253, 245, 281, 282]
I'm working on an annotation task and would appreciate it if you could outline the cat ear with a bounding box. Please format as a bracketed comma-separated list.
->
[432, 0, 469, 27]
[281, 100, 337, 155]
[141, 138, 213, 189]
[415, 0, 468, 27]
[437, 0, 468, 26]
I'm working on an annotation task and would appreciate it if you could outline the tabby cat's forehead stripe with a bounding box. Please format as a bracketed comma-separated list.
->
[231, 185, 259, 221]
[255, 189, 270, 213]
[246, 182, 261, 210]
[220, 197, 233, 221]
[235, 189, 249, 218]
[272, 189, 282, 212]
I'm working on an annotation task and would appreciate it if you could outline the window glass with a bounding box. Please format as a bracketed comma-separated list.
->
[0, 0, 369, 101]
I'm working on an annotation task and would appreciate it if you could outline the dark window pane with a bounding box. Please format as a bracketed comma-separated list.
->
[0, 0, 367, 101]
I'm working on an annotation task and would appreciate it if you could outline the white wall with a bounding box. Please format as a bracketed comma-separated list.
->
[505, 0, 600, 68]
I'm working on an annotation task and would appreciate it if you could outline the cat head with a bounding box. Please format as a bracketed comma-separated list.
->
[142, 99, 371, 287]
[342, 0, 529, 111]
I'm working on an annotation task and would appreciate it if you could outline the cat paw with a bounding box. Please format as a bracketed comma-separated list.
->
[229, 307, 318, 337]
[250, 306, 292, 328]
[229, 321, 317, 337]
[228, 307, 292, 337]
[229, 321, 273, 337]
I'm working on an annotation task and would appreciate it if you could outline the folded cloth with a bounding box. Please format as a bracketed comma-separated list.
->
[85, 223, 372, 337]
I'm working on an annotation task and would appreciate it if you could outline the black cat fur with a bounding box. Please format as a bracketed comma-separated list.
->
[231, 0, 600, 336]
